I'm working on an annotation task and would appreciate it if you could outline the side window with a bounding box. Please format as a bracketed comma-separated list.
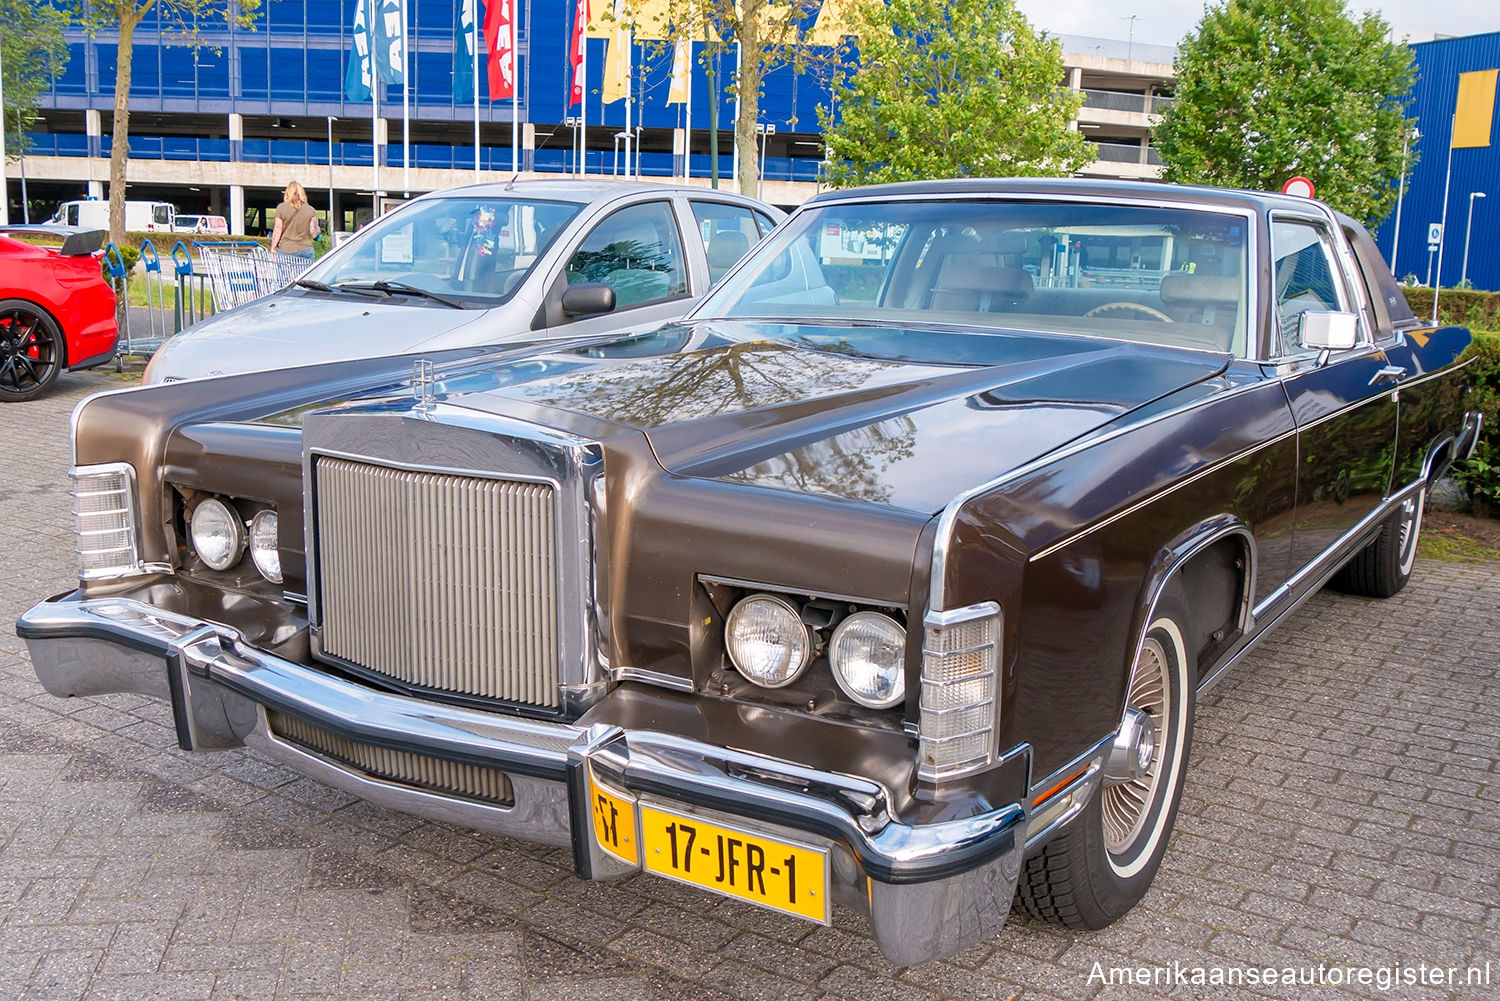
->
[690, 201, 763, 282]
[66, 205, 79, 226]
[565, 201, 687, 310]
[154, 205, 172, 226]
[753, 211, 777, 236]
[1271, 220, 1348, 355]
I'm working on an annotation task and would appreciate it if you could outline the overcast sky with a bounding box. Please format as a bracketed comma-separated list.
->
[1013, 1, 1500, 49]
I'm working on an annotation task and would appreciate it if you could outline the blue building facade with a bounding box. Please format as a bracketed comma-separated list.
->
[26, 0, 839, 201]
[1373, 31, 1500, 293]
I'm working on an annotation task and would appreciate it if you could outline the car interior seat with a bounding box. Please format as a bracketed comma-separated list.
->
[706, 230, 752, 282]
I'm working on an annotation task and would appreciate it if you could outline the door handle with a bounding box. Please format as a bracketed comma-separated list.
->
[1368, 364, 1407, 386]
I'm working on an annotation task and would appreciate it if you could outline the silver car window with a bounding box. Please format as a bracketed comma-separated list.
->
[305, 196, 583, 305]
[563, 201, 689, 311]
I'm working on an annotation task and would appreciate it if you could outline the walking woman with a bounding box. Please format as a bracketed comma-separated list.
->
[269, 180, 321, 261]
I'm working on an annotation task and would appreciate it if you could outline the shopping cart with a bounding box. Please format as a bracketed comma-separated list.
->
[195, 242, 311, 312]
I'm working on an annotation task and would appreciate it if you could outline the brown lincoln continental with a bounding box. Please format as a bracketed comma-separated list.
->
[18, 179, 1481, 964]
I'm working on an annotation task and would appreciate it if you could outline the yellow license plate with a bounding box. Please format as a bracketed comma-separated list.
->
[587, 772, 640, 866]
[639, 804, 829, 923]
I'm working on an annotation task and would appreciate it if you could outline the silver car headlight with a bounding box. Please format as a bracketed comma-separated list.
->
[189, 497, 245, 571]
[829, 612, 907, 709]
[725, 594, 813, 688]
[247, 509, 282, 583]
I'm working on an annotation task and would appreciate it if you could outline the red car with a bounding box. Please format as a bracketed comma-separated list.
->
[0, 228, 118, 401]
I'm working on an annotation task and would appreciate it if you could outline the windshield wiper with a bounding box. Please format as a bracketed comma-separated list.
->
[297, 278, 385, 300]
[340, 280, 469, 310]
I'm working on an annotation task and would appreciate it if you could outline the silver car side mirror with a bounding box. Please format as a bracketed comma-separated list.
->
[1298, 310, 1359, 351]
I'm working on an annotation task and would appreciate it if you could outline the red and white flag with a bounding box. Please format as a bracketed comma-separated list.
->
[482, 0, 515, 99]
[569, 0, 590, 106]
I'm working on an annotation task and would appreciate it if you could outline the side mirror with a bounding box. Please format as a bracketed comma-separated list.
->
[1298, 310, 1358, 351]
[561, 282, 616, 317]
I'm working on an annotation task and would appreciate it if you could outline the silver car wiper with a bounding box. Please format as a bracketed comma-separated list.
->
[341, 280, 469, 310]
[295, 278, 385, 300]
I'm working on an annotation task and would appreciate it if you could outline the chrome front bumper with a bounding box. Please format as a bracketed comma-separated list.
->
[17, 591, 1025, 966]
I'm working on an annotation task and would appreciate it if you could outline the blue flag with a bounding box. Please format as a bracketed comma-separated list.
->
[372, 0, 406, 86]
[454, 0, 476, 104]
[344, 0, 373, 102]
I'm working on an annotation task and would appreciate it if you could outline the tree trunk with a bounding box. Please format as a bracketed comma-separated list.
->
[108, 11, 142, 248]
[733, 1, 764, 197]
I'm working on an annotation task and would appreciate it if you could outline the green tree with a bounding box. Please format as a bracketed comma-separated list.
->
[61, 0, 262, 245]
[819, 0, 1094, 186]
[0, 0, 69, 160]
[1155, 0, 1415, 225]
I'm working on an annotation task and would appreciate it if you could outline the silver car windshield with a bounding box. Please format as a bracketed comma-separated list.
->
[305, 196, 584, 305]
[698, 200, 1251, 356]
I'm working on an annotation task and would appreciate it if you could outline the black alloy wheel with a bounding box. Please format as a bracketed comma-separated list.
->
[0, 300, 64, 402]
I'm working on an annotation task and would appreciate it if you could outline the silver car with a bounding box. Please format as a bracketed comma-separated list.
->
[144, 181, 783, 384]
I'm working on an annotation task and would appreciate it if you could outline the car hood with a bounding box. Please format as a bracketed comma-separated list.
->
[143, 292, 500, 383]
[407, 321, 1232, 513]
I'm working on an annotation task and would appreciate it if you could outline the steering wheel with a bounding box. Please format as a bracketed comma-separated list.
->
[1084, 301, 1174, 323]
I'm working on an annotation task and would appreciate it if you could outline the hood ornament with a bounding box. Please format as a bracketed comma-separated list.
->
[412, 359, 436, 412]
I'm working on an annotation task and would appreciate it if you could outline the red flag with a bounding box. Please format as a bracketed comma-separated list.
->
[482, 0, 515, 99]
[568, 0, 590, 106]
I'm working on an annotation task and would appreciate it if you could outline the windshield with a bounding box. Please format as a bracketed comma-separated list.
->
[698, 199, 1251, 355]
[305, 196, 584, 305]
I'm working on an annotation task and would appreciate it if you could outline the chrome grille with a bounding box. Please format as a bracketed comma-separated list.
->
[268, 711, 514, 806]
[314, 455, 560, 708]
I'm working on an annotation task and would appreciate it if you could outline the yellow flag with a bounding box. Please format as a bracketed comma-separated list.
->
[667, 37, 690, 104]
[1453, 69, 1497, 149]
[600, 0, 632, 104]
[805, 0, 858, 45]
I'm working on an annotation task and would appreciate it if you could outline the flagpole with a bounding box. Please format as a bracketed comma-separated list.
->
[1433, 114, 1455, 324]
[731, 34, 741, 191]
[685, 14, 693, 181]
[401, 0, 410, 196]
[370, 0, 379, 222]
[511, 6, 520, 173]
[581, 28, 589, 176]
[473, 0, 481, 181]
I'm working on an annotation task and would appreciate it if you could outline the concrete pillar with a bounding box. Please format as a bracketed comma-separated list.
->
[85, 110, 104, 199]
[230, 185, 246, 236]
[1069, 67, 1083, 92]
[673, 127, 686, 179]
[523, 122, 536, 173]
[228, 113, 244, 162]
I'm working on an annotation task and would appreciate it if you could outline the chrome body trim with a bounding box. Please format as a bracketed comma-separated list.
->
[696, 574, 908, 610]
[1023, 760, 1103, 855]
[606, 666, 696, 692]
[1245, 478, 1424, 630]
[17, 590, 1026, 964]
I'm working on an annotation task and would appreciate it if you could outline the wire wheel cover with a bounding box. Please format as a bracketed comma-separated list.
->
[1102, 636, 1171, 855]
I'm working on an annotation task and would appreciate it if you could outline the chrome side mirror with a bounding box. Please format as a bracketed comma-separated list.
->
[1298, 310, 1358, 351]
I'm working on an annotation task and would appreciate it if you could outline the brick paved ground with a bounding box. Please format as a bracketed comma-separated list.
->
[1, 370, 1496, 1001]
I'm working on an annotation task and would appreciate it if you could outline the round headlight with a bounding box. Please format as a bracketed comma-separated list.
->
[829, 612, 906, 709]
[248, 509, 282, 583]
[725, 595, 812, 688]
[189, 497, 245, 572]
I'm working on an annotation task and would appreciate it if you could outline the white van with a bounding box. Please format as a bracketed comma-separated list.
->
[49, 199, 177, 233]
